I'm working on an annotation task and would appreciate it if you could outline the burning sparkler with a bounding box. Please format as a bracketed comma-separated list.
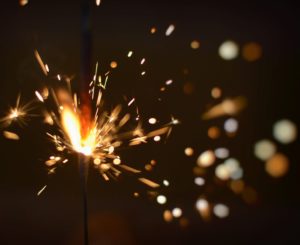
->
[32, 59, 175, 188]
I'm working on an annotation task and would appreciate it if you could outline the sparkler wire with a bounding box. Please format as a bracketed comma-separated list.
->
[80, 0, 92, 244]
[79, 155, 90, 245]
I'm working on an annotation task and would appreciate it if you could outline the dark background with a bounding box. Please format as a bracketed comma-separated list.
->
[0, 0, 299, 244]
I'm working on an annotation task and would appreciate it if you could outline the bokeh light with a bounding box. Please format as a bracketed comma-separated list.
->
[110, 61, 118, 69]
[194, 177, 205, 186]
[211, 87, 222, 99]
[197, 150, 216, 167]
[157, 195, 167, 205]
[190, 40, 200, 49]
[214, 147, 229, 159]
[184, 147, 194, 156]
[242, 42, 262, 62]
[265, 153, 289, 178]
[213, 204, 229, 218]
[172, 208, 182, 218]
[163, 210, 173, 223]
[208, 126, 221, 139]
[224, 118, 239, 133]
[219, 40, 239, 60]
[273, 119, 297, 144]
[254, 139, 277, 161]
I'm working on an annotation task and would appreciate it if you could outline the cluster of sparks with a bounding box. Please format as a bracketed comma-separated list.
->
[35, 50, 180, 193]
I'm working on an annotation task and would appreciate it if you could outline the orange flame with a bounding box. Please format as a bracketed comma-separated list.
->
[61, 106, 96, 156]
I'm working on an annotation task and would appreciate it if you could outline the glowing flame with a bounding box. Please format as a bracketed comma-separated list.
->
[61, 107, 96, 156]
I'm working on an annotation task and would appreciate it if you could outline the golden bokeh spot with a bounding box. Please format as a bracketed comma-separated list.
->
[163, 210, 173, 223]
[208, 126, 220, 139]
[265, 153, 289, 178]
[110, 61, 118, 69]
[242, 42, 262, 62]
[230, 180, 245, 194]
[190, 40, 200, 49]
[211, 87, 222, 99]
[150, 27, 157, 34]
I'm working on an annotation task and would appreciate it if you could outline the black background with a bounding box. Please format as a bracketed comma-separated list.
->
[0, 0, 299, 244]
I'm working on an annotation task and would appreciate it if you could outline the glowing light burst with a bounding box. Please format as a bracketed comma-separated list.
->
[0, 94, 35, 128]
[28, 52, 178, 192]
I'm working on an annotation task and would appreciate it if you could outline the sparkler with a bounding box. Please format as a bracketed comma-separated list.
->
[30, 50, 175, 243]
[6, 1, 178, 243]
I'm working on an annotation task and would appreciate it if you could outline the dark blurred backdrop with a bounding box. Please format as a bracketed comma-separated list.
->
[0, 0, 299, 244]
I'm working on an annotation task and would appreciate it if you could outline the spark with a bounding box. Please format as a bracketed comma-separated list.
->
[165, 79, 173, 85]
[29, 52, 178, 191]
[34, 50, 48, 76]
[148, 117, 157, 125]
[165, 24, 175, 36]
[127, 51, 133, 57]
[96, 0, 101, 6]
[37, 185, 47, 196]
[3, 131, 20, 140]
[140, 58, 146, 65]
[0, 95, 34, 127]
[138, 178, 160, 188]
[127, 98, 135, 106]
[202, 96, 247, 120]
[45, 64, 50, 73]
[35, 91, 44, 102]
[163, 180, 170, 186]
[170, 116, 180, 125]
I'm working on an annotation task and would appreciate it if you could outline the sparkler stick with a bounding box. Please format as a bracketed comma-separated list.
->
[79, 155, 90, 245]
[80, 0, 92, 244]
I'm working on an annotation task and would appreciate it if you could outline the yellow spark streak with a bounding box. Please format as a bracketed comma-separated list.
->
[127, 51, 133, 57]
[102, 173, 109, 181]
[119, 165, 141, 173]
[202, 96, 247, 120]
[35, 91, 44, 102]
[146, 126, 169, 138]
[34, 50, 48, 76]
[138, 178, 160, 188]
[128, 98, 135, 106]
[165, 24, 175, 36]
[45, 64, 50, 72]
[3, 131, 20, 140]
[96, 90, 102, 106]
[37, 185, 47, 196]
